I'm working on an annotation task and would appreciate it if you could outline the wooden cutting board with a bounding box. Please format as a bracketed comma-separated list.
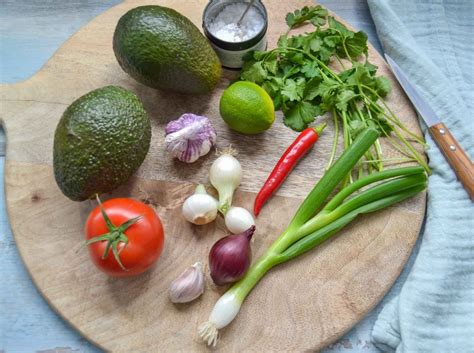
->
[0, 0, 426, 351]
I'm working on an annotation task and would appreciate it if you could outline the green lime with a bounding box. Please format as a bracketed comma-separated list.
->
[219, 81, 275, 134]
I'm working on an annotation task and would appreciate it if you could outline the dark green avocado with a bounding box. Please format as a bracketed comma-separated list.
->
[53, 85, 151, 201]
[113, 5, 221, 94]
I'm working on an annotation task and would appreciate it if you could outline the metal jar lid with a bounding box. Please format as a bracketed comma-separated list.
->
[202, 0, 268, 68]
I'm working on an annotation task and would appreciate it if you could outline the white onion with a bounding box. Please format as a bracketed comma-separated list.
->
[209, 152, 242, 214]
[182, 185, 218, 225]
[224, 206, 255, 234]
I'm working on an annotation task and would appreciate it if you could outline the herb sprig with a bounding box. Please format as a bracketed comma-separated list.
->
[240, 5, 429, 177]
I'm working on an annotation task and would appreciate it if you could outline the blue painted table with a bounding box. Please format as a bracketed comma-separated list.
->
[1, 1, 395, 352]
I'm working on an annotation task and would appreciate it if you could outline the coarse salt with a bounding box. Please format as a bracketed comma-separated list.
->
[208, 3, 264, 42]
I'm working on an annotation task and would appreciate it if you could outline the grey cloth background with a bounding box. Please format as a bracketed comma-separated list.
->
[367, 1, 474, 352]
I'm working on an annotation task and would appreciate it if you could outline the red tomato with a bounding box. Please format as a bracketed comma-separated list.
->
[85, 198, 164, 277]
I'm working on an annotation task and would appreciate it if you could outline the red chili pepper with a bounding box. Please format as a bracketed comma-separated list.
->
[253, 123, 326, 216]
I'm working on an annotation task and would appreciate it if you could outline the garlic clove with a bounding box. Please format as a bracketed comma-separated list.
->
[169, 262, 205, 303]
[182, 185, 219, 225]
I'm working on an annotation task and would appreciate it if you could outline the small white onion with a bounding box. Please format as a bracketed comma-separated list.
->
[209, 152, 242, 213]
[182, 185, 218, 225]
[224, 206, 255, 234]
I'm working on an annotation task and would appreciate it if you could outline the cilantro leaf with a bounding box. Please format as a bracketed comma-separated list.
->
[288, 35, 305, 49]
[284, 101, 322, 131]
[345, 63, 373, 86]
[324, 34, 339, 48]
[374, 76, 391, 97]
[285, 6, 328, 30]
[280, 63, 300, 78]
[281, 79, 299, 101]
[303, 76, 323, 100]
[365, 62, 378, 75]
[278, 35, 288, 49]
[281, 78, 305, 101]
[287, 52, 305, 65]
[343, 31, 368, 59]
[338, 67, 356, 82]
[240, 61, 267, 84]
[252, 51, 268, 61]
[310, 14, 327, 27]
[328, 17, 353, 38]
[264, 57, 278, 75]
[348, 120, 366, 138]
[367, 117, 393, 137]
[301, 61, 320, 78]
[336, 89, 357, 111]
[309, 36, 323, 52]
[327, 17, 368, 60]
[317, 78, 341, 100]
[261, 77, 282, 97]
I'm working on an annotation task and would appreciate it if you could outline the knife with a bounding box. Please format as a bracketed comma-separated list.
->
[385, 54, 474, 200]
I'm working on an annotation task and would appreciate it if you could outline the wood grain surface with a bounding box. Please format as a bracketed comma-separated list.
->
[429, 123, 474, 199]
[0, 0, 426, 352]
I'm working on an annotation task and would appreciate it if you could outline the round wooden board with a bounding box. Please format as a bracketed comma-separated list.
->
[0, 0, 426, 352]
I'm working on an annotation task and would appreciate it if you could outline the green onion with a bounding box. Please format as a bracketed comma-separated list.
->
[199, 128, 427, 346]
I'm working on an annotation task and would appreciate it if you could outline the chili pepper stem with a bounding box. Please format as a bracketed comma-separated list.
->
[312, 122, 327, 136]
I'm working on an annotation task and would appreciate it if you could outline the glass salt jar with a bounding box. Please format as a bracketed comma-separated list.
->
[202, 0, 268, 69]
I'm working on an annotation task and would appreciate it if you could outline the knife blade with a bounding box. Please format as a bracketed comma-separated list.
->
[385, 54, 474, 200]
[385, 55, 440, 127]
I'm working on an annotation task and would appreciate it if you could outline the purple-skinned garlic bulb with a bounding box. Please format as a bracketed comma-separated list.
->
[165, 113, 217, 163]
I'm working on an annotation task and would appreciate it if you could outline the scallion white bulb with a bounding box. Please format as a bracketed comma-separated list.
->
[209, 152, 242, 214]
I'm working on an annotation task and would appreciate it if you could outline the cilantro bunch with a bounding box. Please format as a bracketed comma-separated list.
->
[240, 5, 429, 178]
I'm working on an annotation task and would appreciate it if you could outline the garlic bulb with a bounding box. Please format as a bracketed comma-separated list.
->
[169, 262, 205, 303]
[224, 206, 255, 234]
[182, 185, 219, 225]
[165, 113, 217, 163]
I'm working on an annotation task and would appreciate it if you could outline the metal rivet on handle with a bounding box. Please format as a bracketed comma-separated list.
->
[439, 128, 446, 135]
[449, 145, 456, 151]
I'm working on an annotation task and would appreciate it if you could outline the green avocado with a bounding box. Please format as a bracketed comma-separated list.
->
[53, 86, 151, 201]
[113, 5, 221, 94]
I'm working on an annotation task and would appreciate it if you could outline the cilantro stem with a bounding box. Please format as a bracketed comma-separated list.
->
[341, 110, 353, 185]
[342, 40, 353, 62]
[360, 85, 426, 145]
[282, 47, 343, 83]
[376, 124, 413, 158]
[391, 126, 430, 173]
[326, 108, 340, 171]
[350, 102, 382, 172]
[369, 109, 412, 157]
[335, 53, 346, 70]
[363, 97, 425, 169]
[361, 157, 415, 164]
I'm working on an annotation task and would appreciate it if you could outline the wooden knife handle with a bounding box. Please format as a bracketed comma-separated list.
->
[429, 123, 474, 200]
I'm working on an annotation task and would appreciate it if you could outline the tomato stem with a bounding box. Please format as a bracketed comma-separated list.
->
[83, 195, 142, 271]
